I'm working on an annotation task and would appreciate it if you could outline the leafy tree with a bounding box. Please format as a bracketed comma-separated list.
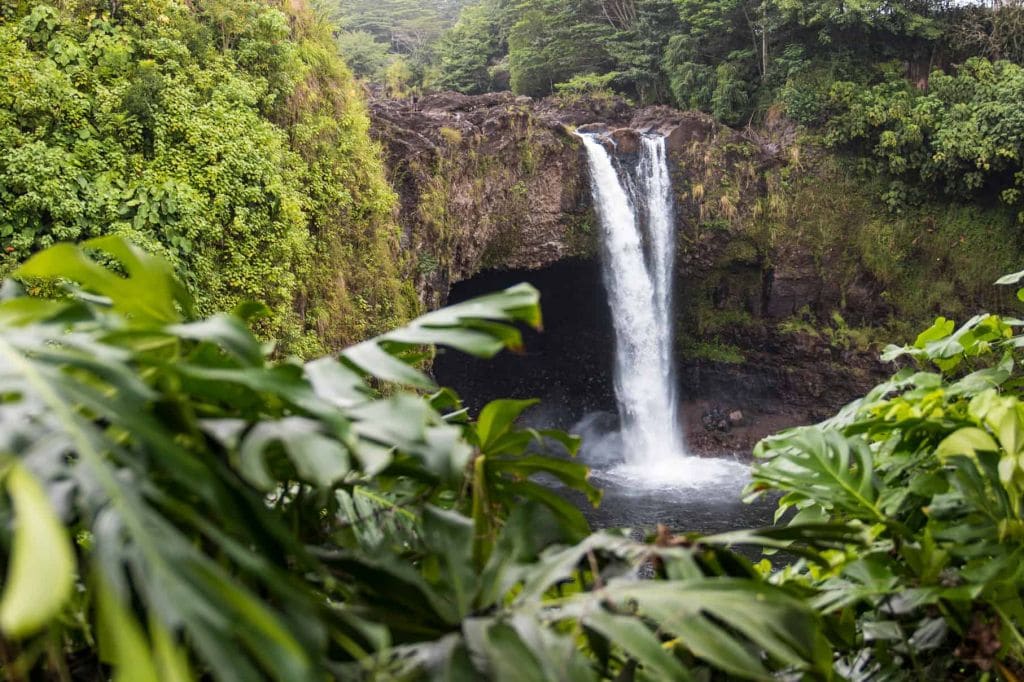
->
[507, 0, 616, 97]
[599, 0, 679, 103]
[334, 0, 446, 54]
[431, 2, 503, 94]
[321, 0, 475, 88]
[661, 0, 778, 122]
[384, 56, 416, 97]
[825, 57, 1024, 220]
[773, 0, 946, 48]
[335, 30, 392, 79]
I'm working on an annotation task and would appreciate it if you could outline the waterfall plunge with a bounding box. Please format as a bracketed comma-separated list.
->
[580, 133, 750, 488]
[580, 133, 685, 463]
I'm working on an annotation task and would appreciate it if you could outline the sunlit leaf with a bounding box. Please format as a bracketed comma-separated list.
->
[0, 463, 75, 638]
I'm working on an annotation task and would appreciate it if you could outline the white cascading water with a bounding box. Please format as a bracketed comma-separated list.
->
[580, 132, 748, 487]
[580, 133, 684, 463]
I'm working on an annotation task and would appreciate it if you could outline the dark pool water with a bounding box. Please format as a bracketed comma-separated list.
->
[548, 453, 783, 566]
[582, 473, 777, 535]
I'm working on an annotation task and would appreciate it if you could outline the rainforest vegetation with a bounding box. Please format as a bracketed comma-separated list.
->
[4, 234, 1024, 680]
[3, 0, 1024, 680]
[335, 0, 1024, 222]
[0, 0, 418, 356]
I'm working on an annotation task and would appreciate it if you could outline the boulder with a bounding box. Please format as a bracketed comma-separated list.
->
[608, 128, 641, 155]
[576, 123, 610, 135]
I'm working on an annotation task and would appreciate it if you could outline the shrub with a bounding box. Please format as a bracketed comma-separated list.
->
[0, 1, 415, 354]
[553, 72, 620, 103]
[825, 58, 1024, 221]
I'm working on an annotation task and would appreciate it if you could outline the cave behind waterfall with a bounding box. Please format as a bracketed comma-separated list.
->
[433, 258, 617, 429]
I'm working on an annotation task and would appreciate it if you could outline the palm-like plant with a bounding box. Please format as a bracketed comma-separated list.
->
[9, 237, 1020, 680]
[752, 291, 1024, 679]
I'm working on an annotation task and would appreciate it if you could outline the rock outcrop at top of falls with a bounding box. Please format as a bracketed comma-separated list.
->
[368, 91, 880, 326]
[368, 92, 593, 310]
[368, 91, 752, 310]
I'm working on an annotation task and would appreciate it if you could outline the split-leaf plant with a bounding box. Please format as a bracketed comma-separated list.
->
[750, 270, 1024, 679]
[7, 235, 1022, 680]
[0, 237, 844, 681]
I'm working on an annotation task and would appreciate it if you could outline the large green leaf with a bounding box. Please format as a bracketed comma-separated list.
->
[15, 236, 191, 323]
[598, 579, 830, 679]
[581, 610, 694, 681]
[476, 399, 539, 449]
[752, 427, 883, 523]
[0, 463, 75, 638]
[341, 284, 541, 389]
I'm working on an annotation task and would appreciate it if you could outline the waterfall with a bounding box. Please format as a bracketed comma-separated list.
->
[579, 133, 685, 463]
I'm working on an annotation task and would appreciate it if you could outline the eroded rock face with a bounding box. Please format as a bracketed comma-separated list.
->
[368, 92, 737, 311]
[369, 92, 596, 310]
[371, 91, 894, 416]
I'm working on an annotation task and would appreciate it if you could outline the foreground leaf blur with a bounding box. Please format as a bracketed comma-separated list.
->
[1, 238, 1022, 680]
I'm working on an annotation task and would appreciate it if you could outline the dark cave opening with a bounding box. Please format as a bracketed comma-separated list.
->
[433, 258, 617, 429]
[434, 258, 832, 457]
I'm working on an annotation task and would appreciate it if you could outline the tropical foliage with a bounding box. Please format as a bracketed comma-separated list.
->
[317, 0, 472, 86]
[419, 0, 963, 105]
[752, 295, 1024, 678]
[823, 58, 1024, 221]
[0, 0, 417, 354]
[2, 239, 1024, 680]
[0, 237, 591, 679]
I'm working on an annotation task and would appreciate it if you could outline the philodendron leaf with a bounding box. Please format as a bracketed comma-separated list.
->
[601, 578, 830, 680]
[15, 236, 191, 324]
[341, 284, 541, 389]
[935, 427, 1000, 460]
[581, 610, 694, 681]
[476, 399, 539, 449]
[0, 463, 76, 638]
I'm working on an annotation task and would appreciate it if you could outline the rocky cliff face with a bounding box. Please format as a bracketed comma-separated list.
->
[370, 93, 888, 327]
[371, 91, 1019, 423]
[368, 92, 597, 310]
[366, 92, 743, 308]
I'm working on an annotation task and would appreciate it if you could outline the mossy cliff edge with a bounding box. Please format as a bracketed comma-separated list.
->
[369, 91, 603, 311]
[0, 0, 417, 356]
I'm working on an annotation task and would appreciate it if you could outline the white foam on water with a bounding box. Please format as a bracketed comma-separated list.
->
[600, 457, 751, 492]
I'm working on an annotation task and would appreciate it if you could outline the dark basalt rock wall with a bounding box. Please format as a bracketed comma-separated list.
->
[368, 92, 598, 311]
[372, 92, 897, 425]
